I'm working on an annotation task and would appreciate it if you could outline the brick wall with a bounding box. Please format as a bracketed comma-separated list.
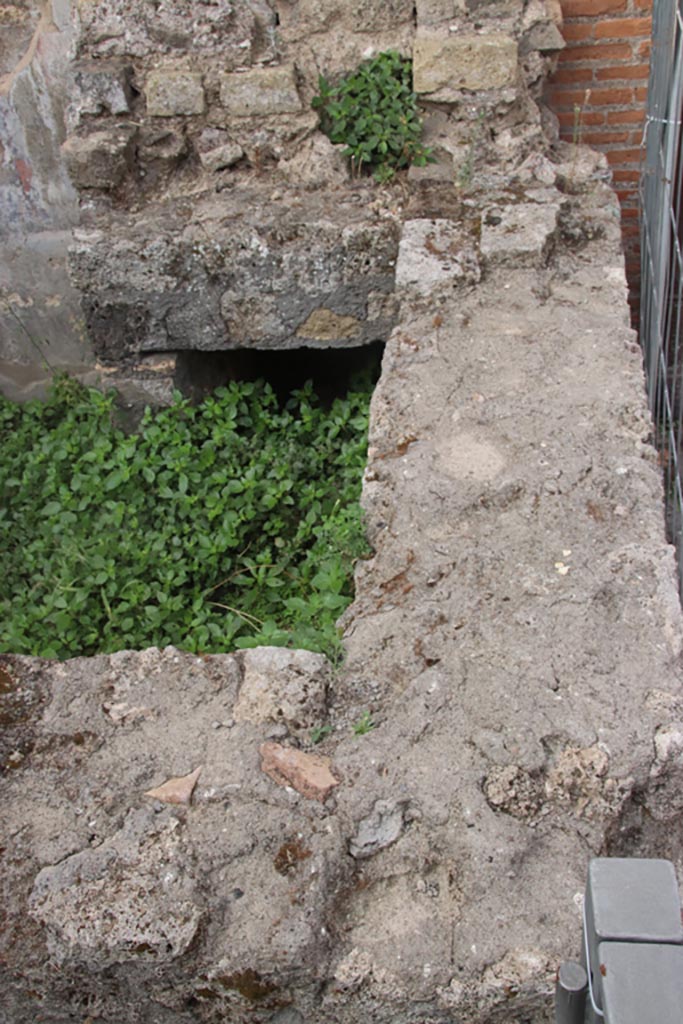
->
[545, 0, 653, 317]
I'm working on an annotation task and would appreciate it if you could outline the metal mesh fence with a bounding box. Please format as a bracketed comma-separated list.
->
[640, 0, 683, 592]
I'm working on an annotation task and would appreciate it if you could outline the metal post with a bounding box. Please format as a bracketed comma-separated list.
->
[555, 961, 588, 1024]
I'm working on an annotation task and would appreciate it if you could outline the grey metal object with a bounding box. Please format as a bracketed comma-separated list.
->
[640, 0, 683, 593]
[555, 961, 588, 1024]
[556, 858, 683, 1023]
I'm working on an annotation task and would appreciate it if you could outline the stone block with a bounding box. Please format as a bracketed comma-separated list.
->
[395, 219, 480, 296]
[219, 64, 302, 117]
[416, 0, 466, 24]
[233, 647, 329, 734]
[480, 201, 560, 263]
[413, 32, 519, 99]
[61, 125, 136, 190]
[520, 20, 565, 54]
[196, 128, 244, 172]
[146, 70, 205, 117]
[68, 59, 133, 129]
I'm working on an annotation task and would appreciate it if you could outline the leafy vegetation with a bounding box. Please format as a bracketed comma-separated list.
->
[0, 374, 373, 661]
[312, 51, 432, 182]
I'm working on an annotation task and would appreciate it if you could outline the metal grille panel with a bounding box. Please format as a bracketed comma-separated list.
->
[640, 0, 683, 592]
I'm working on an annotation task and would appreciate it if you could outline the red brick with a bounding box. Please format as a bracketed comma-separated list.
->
[556, 109, 606, 126]
[621, 223, 640, 238]
[634, 85, 648, 100]
[607, 108, 646, 124]
[638, 40, 651, 58]
[616, 187, 638, 203]
[590, 86, 635, 104]
[561, 0, 627, 15]
[594, 16, 651, 37]
[612, 168, 640, 182]
[561, 23, 595, 41]
[605, 147, 642, 163]
[559, 41, 633, 60]
[595, 64, 651, 80]
[581, 129, 630, 143]
[621, 206, 639, 218]
[550, 66, 595, 83]
[632, 0, 653, 9]
[259, 741, 339, 802]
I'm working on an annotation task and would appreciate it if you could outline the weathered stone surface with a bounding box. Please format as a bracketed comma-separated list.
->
[29, 809, 203, 967]
[233, 646, 329, 733]
[278, 133, 349, 187]
[219, 64, 302, 117]
[196, 128, 243, 171]
[75, 0, 277, 65]
[61, 124, 136, 189]
[66, 58, 133, 130]
[554, 142, 611, 194]
[68, 187, 401, 357]
[416, 0, 467, 25]
[297, 308, 361, 341]
[260, 741, 340, 801]
[146, 69, 205, 116]
[521, 20, 565, 54]
[413, 32, 519, 98]
[480, 201, 560, 263]
[348, 799, 406, 858]
[395, 218, 480, 295]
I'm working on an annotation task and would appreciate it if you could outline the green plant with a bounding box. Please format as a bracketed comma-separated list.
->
[310, 723, 333, 744]
[0, 374, 373, 661]
[312, 51, 432, 182]
[352, 710, 375, 736]
[456, 110, 486, 191]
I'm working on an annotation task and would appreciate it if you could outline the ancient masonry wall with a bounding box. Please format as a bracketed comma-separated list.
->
[546, 0, 653, 314]
[3, 5, 683, 1024]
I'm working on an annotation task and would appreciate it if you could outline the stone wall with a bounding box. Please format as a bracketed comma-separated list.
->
[2, 0, 569, 402]
[545, 0, 653, 316]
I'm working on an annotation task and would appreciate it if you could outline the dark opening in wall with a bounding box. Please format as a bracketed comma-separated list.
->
[174, 341, 385, 406]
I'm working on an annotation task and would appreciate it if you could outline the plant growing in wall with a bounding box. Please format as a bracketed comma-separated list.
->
[312, 51, 432, 182]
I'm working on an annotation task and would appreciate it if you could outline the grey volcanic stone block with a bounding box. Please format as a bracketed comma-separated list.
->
[146, 69, 205, 116]
[61, 124, 137, 189]
[68, 185, 401, 358]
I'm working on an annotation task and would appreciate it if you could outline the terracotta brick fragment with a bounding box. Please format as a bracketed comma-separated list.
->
[259, 741, 340, 802]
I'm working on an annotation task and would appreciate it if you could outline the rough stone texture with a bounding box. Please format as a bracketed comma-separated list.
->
[74, 0, 278, 65]
[68, 186, 401, 358]
[233, 646, 330, 734]
[61, 124, 137, 189]
[196, 129, 244, 172]
[146, 69, 205, 117]
[4, 181, 683, 1023]
[219, 64, 302, 117]
[66, 58, 133, 130]
[395, 218, 481, 295]
[413, 32, 520, 99]
[479, 199, 561, 264]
